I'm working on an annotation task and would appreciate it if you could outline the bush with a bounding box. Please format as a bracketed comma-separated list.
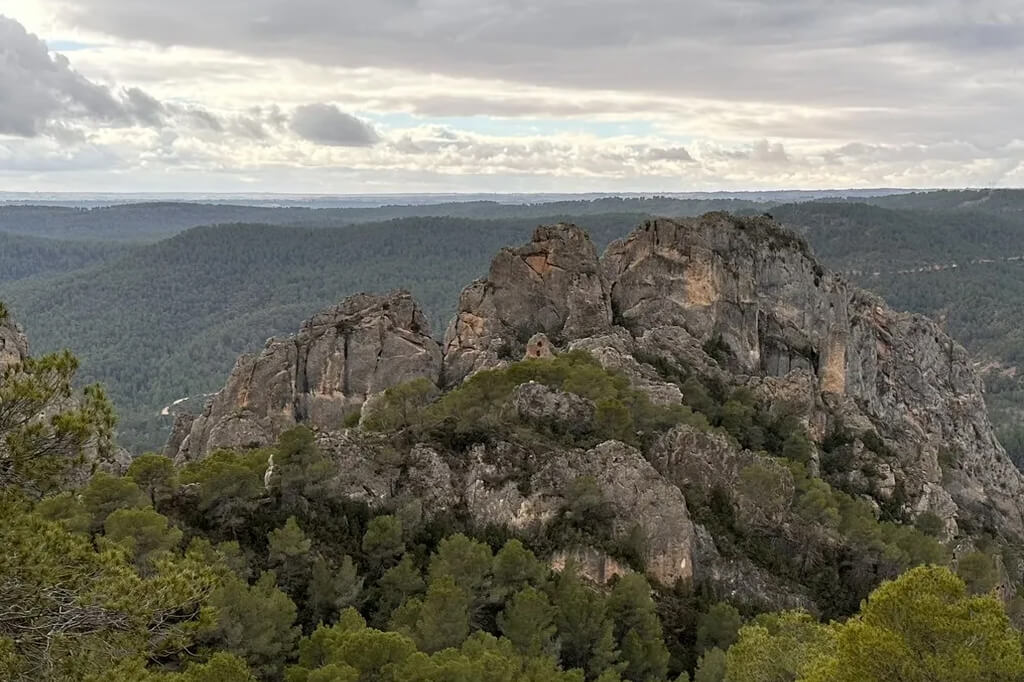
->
[416, 351, 697, 448]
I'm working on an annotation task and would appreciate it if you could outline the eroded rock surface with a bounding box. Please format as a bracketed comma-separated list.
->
[172, 291, 441, 463]
[443, 224, 612, 385]
[0, 312, 28, 372]
[603, 215, 1024, 541]
[509, 382, 596, 437]
[313, 432, 695, 586]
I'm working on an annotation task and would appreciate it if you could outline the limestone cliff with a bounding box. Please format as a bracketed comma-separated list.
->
[600, 215, 1023, 541]
[172, 291, 441, 463]
[442, 224, 612, 385]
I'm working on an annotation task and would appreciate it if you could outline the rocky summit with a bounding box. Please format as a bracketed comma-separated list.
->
[168, 213, 1024, 607]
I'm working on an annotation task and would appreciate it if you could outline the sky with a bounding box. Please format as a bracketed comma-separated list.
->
[2, 0, 1024, 193]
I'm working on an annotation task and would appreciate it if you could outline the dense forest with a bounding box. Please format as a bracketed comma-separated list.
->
[2, 324, 1021, 681]
[0, 231, 131, 283]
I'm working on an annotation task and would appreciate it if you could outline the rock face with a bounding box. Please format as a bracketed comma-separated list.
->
[0, 311, 28, 372]
[312, 432, 695, 586]
[172, 291, 441, 463]
[509, 382, 596, 437]
[443, 224, 612, 385]
[603, 215, 1024, 540]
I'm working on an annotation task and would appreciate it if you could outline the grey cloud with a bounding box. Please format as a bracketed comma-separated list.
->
[123, 87, 166, 125]
[290, 103, 380, 146]
[55, 0, 1024, 112]
[750, 140, 790, 164]
[701, 140, 791, 165]
[0, 15, 230, 140]
[230, 115, 267, 139]
[181, 106, 224, 132]
[0, 15, 126, 136]
[645, 147, 695, 163]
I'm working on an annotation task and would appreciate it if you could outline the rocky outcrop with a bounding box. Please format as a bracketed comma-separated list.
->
[0, 311, 28, 372]
[550, 547, 631, 585]
[172, 291, 441, 463]
[443, 224, 612, 385]
[163, 413, 195, 460]
[312, 432, 695, 586]
[603, 214, 1024, 541]
[167, 211, 1024, 602]
[691, 524, 816, 612]
[509, 382, 596, 437]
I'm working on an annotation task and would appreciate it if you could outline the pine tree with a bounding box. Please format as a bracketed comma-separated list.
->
[606, 574, 670, 682]
[552, 562, 619, 678]
[498, 586, 558, 658]
[413, 575, 471, 653]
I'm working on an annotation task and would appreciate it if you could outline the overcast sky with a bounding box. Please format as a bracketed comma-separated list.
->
[2, 1, 1023, 192]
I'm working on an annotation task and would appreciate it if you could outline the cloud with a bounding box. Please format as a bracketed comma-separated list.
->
[49, 0, 1024, 109]
[0, 14, 233, 141]
[290, 103, 379, 146]
[5, 2, 1024, 191]
[750, 140, 790, 164]
[0, 14, 126, 136]
[122, 86, 165, 125]
[645, 146, 695, 163]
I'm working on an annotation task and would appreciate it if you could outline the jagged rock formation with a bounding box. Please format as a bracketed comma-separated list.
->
[311, 431, 694, 585]
[169, 212, 1024, 598]
[172, 291, 441, 463]
[443, 224, 612, 385]
[600, 216, 1024, 540]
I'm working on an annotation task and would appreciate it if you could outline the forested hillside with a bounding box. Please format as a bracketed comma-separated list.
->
[4, 215, 1023, 681]
[0, 231, 131, 283]
[0, 197, 767, 242]
[863, 188, 1024, 214]
[8, 192, 1024, 460]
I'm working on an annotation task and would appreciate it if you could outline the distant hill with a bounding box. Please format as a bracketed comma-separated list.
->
[0, 231, 131, 283]
[862, 188, 1024, 214]
[9, 192, 1024, 462]
[0, 197, 768, 242]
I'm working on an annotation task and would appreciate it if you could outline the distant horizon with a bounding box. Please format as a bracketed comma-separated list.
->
[0, 187, 987, 209]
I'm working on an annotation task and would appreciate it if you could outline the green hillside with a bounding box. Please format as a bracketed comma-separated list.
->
[0, 231, 131, 284]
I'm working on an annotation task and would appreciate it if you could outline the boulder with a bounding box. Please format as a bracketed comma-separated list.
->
[509, 381, 596, 436]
